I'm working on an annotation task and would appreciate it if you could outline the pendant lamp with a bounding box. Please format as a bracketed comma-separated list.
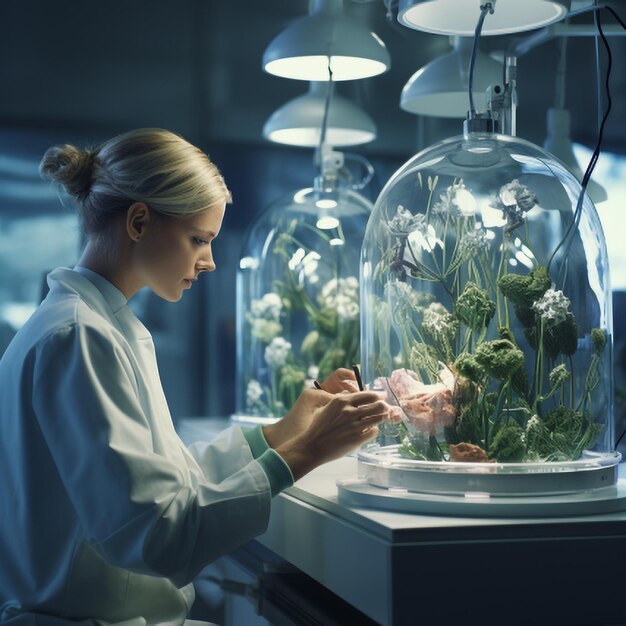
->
[397, 0, 571, 36]
[400, 36, 503, 117]
[263, 0, 390, 81]
[263, 82, 376, 147]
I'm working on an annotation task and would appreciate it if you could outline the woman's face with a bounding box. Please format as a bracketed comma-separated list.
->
[136, 202, 226, 302]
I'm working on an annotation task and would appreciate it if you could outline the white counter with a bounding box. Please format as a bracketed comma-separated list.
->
[179, 419, 626, 625]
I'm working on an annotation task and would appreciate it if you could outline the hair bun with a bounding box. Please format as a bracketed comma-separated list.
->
[39, 144, 95, 200]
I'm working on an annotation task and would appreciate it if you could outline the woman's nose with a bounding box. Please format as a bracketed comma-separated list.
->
[197, 257, 216, 273]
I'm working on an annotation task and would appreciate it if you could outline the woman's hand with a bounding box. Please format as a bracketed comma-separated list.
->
[263, 367, 359, 449]
[318, 367, 359, 393]
[272, 389, 389, 481]
[263, 387, 331, 449]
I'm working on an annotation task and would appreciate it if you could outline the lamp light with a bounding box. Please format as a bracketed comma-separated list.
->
[263, 82, 376, 147]
[397, 0, 571, 36]
[543, 108, 607, 203]
[400, 36, 503, 117]
[263, 0, 390, 81]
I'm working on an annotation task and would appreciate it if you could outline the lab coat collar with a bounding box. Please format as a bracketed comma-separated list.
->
[73, 265, 127, 313]
[46, 267, 151, 343]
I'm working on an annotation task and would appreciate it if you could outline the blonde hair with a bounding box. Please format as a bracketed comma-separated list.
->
[39, 128, 232, 235]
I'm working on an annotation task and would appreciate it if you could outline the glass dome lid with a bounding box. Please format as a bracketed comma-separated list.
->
[234, 178, 372, 425]
[357, 130, 619, 498]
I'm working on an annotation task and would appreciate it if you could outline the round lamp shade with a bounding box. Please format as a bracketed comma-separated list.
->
[264, 83, 376, 147]
[263, 0, 390, 81]
[400, 37, 503, 117]
[398, 0, 571, 36]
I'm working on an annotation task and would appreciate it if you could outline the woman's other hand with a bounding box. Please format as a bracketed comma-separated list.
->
[270, 389, 389, 481]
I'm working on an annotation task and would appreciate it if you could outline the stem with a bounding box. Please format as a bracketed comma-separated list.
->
[569, 354, 575, 410]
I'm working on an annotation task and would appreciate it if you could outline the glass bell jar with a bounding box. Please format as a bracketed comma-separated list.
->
[356, 127, 619, 501]
[233, 175, 372, 426]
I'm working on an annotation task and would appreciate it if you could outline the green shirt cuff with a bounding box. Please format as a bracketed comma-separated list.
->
[241, 426, 294, 496]
[242, 425, 270, 459]
[256, 449, 294, 497]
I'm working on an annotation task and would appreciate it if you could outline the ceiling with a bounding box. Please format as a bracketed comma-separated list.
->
[0, 0, 625, 161]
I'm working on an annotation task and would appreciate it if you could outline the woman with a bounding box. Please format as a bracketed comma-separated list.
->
[0, 128, 388, 625]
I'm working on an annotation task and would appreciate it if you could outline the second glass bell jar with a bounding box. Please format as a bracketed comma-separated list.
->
[359, 130, 619, 496]
[233, 176, 372, 425]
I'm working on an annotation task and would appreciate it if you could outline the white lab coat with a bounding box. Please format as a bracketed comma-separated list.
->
[0, 268, 281, 625]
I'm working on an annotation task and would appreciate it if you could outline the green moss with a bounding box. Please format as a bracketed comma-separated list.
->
[455, 282, 496, 331]
[454, 352, 485, 383]
[497, 265, 551, 308]
[497, 327, 529, 395]
[543, 313, 578, 357]
[475, 339, 525, 381]
[489, 420, 525, 462]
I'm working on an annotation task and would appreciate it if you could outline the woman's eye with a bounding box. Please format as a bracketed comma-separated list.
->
[193, 237, 208, 246]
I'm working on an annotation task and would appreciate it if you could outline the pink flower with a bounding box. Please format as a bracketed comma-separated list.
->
[373, 368, 459, 435]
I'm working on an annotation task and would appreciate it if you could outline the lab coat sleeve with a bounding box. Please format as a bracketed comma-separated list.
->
[187, 426, 294, 496]
[32, 319, 272, 587]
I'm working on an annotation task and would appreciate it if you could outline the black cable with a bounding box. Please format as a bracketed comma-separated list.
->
[468, 2, 494, 116]
[547, 4, 622, 277]
[569, 2, 626, 28]
[319, 63, 334, 148]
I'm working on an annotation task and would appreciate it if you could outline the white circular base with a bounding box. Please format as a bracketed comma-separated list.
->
[337, 476, 626, 518]
[357, 447, 621, 496]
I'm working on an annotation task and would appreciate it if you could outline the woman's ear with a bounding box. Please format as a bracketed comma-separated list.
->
[126, 202, 150, 242]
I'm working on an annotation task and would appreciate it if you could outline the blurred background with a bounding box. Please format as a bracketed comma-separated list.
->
[0, 0, 624, 429]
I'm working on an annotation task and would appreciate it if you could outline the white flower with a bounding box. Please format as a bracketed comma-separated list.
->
[385, 281, 422, 310]
[264, 337, 292, 369]
[407, 223, 443, 253]
[458, 227, 490, 258]
[532, 288, 570, 327]
[387, 205, 426, 236]
[432, 180, 477, 217]
[337, 300, 359, 321]
[422, 302, 458, 339]
[246, 380, 263, 406]
[251, 292, 283, 321]
[250, 318, 282, 343]
[308, 365, 319, 379]
[495, 179, 537, 213]
[319, 277, 360, 321]
[489, 179, 538, 232]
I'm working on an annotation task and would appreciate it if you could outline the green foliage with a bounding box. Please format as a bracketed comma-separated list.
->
[542, 313, 579, 357]
[300, 331, 320, 356]
[497, 327, 529, 396]
[497, 265, 551, 307]
[489, 420, 525, 462]
[475, 339, 525, 381]
[455, 282, 496, 330]
[317, 347, 347, 381]
[591, 328, 607, 355]
[408, 342, 439, 380]
[377, 177, 606, 464]
[548, 364, 569, 389]
[454, 352, 485, 383]
[452, 393, 496, 447]
[525, 406, 602, 461]
[398, 431, 444, 461]
[314, 307, 339, 336]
